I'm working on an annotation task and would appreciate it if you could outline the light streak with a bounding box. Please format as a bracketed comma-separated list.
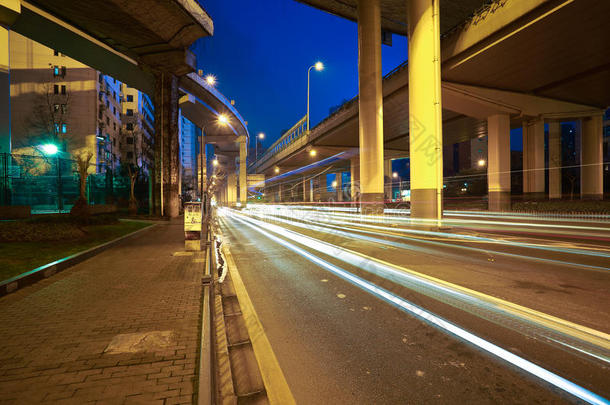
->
[222, 210, 609, 405]
[228, 209, 610, 354]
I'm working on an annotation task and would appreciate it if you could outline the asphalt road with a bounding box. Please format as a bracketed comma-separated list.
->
[217, 206, 610, 405]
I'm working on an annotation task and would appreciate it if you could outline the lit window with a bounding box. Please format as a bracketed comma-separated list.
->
[53, 104, 60, 112]
[61, 104, 67, 114]
[61, 124, 67, 133]
[126, 109, 134, 116]
[54, 123, 59, 133]
[126, 95, 133, 102]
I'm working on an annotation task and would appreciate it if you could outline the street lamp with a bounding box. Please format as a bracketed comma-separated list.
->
[40, 143, 63, 211]
[205, 74, 216, 86]
[274, 167, 280, 174]
[392, 172, 402, 199]
[256, 132, 265, 160]
[309, 149, 317, 157]
[307, 61, 324, 132]
[477, 158, 486, 167]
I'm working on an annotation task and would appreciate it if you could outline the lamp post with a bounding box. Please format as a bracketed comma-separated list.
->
[199, 115, 228, 201]
[392, 172, 401, 200]
[307, 61, 324, 132]
[255, 132, 265, 161]
[40, 143, 63, 211]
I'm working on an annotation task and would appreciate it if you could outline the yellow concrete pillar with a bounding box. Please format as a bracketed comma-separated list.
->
[548, 121, 562, 200]
[336, 172, 343, 202]
[0, 26, 10, 153]
[238, 137, 247, 207]
[302, 177, 311, 202]
[227, 172, 237, 206]
[408, 0, 444, 220]
[523, 119, 545, 199]
[350, 156, 360, 202]
[487, 114, 511, 211]
[357, 0, 384, 214]
[581, 115, 603, 200]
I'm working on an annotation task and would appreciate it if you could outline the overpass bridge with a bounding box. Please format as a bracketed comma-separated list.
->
[249, 0, 609, 217]
[1, 0, 250, 216]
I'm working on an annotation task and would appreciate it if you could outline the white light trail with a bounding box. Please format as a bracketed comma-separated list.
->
[223, 210, 609, 405]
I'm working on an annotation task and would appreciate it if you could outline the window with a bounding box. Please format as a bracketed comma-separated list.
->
[126, 123, 134, 131]
[113, 138, 116, 147]
[60, 85, 66, 95]
[106, 117, 110, 125]
[98, 110, 103, 120]
[126, 109, 134, 116]
[61, 124, 67, 134]
[113, 123, 116, 131]
[53, 66, 59, 76]
[127, 152, 133, 159]
[126, 95, 133, 102]
[53, 104, 60, 113]
[61, 66, 66, 77]
[126, 137, 134, 145]
[113, 91, 116, 100]
[61, 104, 67, 114]
[53, 50, 59, 56]
[54, 123, 59, 133]
[54, 85, 59, 94]
[113, 107, 116, 115]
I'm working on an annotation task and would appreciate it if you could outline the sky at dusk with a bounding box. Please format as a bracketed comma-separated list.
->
[191, 0, 408, 149]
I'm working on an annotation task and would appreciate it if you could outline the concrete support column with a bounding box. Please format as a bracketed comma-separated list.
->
[0, 26, 10, 154]
[357, 0, 384, 214]
[198, 135, 206, 198]
[336, 172, 343, 202]
[487, 114, 511, 211]
[383, 159, 392, 200]
[581, 115, 603, 200]
[153, 72, 180, 217]
[303, 177, 312, 202]
[350, 157, 360, 201]
[522, 119, 545, 200]
[227, 172, 237, 206]
[277, 183, 283, 203]
[408, 0, 444, 220]
[548, 121, 562, 199]
[238, 137, 247, 207]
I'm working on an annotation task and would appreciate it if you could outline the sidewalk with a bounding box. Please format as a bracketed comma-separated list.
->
[0, 219, 204, 404]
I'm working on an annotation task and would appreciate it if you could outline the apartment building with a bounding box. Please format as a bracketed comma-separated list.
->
[9, 31, 152, 174]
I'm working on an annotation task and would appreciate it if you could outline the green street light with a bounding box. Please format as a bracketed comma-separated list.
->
[41, 143, 59, 155]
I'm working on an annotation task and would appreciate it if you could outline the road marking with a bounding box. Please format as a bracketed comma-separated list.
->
[222, 244, 296, 405]
[230, 209, 610, 352]
[226, 211, 609, 405]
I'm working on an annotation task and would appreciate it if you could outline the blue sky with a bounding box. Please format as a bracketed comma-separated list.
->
[191, 0, 408, 149]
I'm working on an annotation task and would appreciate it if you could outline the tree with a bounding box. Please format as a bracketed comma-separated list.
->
[119, 127, 150, 215]
[71, 151, 94, 219]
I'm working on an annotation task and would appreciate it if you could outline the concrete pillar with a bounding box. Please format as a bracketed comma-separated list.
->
[153, 72, 180, 217]
[238, 137, 247, 207]
[383, 159, 392, 200]
[357, 0, 384, 214]
[0, 27, 10, 154]
[408, 0, 444, 220]
[227, 172, 237, 206]
[350, 157, 360, 201]
[198, 135, 206, 197]
[336, 172, 343, 202]
[581, 115, 603, 200]
[523, 119, 545, 199]
[303, 177, 311, 202]
[487, 114, 511, 211]
[548, 121, 562, 199]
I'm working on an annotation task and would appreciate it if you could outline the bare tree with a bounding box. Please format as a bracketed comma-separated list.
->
[119, 127, 151, 215]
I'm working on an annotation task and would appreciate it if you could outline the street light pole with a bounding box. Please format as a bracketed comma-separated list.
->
[306, 61, 324, 132]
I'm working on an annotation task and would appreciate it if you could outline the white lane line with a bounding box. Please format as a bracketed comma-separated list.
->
[225, 210, 609, 405]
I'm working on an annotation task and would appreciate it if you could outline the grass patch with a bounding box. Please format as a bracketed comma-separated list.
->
[0, 220, 152, 282]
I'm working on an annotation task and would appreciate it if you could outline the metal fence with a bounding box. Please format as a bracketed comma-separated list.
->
[0, 153, 150, 213]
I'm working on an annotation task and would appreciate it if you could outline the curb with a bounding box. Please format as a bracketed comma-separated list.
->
[0, 223, 157, 298]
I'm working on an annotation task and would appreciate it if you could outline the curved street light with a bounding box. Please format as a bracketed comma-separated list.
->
[307, 61, 324, 132]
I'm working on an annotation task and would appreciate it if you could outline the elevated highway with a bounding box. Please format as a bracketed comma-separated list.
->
[248, 0, 609, 215]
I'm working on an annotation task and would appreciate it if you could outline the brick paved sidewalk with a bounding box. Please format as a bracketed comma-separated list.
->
[0, 220, 205, 404]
